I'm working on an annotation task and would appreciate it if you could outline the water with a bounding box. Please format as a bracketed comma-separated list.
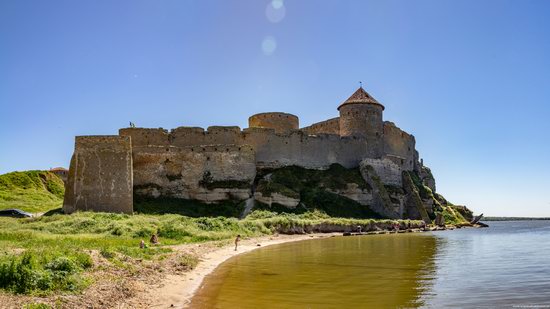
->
[190, 221, 550, 308]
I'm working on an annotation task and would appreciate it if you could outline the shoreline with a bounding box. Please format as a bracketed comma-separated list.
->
[147, 233, 341, 308]
[147, 224, 484, 308]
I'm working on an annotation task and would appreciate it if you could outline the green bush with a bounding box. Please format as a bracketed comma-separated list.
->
[0, 251, 89, 294]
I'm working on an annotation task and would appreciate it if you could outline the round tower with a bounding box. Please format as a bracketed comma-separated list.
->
[338, 87, 384, 157]
[248, 112, 299, 134]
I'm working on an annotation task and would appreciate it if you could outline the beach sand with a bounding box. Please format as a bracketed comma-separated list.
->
[146, 233, 340, 308]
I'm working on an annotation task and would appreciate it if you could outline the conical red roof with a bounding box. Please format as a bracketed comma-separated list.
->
[338, 87, 384, 110]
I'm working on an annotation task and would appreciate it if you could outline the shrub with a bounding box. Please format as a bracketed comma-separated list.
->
[45, 257, 77, 273]
[100, 248, 116, 259]
[178, 254, 199, 271]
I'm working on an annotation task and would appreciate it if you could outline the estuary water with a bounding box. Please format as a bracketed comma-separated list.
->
[190, 221, 550, 308]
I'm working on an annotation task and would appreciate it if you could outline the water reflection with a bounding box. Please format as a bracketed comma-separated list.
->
[190, 233, 439, 308]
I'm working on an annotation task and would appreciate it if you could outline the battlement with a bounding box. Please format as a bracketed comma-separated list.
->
[75, 135, 132, 150]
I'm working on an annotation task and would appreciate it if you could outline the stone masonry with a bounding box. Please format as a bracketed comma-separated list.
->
[63, 87, 428, 217]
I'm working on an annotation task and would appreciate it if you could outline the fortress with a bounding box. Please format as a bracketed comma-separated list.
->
[63, 87, 451, 222]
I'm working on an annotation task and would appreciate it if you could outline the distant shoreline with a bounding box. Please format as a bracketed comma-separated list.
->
[483, 217, 550, 221]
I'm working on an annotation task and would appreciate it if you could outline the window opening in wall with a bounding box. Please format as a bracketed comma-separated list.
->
[206, 157, 210, 161]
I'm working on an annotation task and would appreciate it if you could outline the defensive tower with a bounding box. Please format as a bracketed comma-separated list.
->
[338, 87, 385, 158]
[248, 112, 299, 133]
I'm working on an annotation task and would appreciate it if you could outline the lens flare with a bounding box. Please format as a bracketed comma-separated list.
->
[261, 36, 277, 56]
[266, 0, 285, 23]
[272, 0, 284, 9]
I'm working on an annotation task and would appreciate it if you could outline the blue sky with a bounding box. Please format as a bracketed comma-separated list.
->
[1, 0, 549, 216]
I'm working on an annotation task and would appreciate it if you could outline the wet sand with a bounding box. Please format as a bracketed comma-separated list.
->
[147, 233, 340, 308]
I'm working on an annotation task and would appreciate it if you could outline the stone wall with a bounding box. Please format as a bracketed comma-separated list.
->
[248, 112, 299, 133]
[361, 157, 403, 186]
[132, 144, 256, 202]
[121, 127, 369, 170]
[302, 117, 340, 135]
[383, 122, 417, 171]
[242, 129, 368, 169]
[63, 136, 133, 214]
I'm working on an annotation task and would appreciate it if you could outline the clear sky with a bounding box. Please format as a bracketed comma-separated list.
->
[1, 0, 549, 217]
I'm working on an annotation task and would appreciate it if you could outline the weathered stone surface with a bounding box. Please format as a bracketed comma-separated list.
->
[434, 213, 445, 226]
[131, 144, 255, 203]
[420, 166, 436, 193]
[254, 192, 300, 208]
[360, 164, 400, 219]
[360, 157, 403, 186]
[302, 117, 340, 135]
[327, 183, 373, 206]
[248, 112, 299, 134]
[402, 171, 432, 224]
[63, 136, 133, 214]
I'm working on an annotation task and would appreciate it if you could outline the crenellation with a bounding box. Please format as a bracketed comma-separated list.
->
[119, 128, 170, 146]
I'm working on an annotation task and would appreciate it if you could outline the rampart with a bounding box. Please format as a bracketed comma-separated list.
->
[383, 122, 417, 171]
[121, 126, 369, 169]
[63, 136, 133, 214]
[302, 117, 340, 135]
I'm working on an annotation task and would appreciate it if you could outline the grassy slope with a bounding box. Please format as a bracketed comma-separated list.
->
[0, 171, 65, 213]
[0, 210, 420, 295]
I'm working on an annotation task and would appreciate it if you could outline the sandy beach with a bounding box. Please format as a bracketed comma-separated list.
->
[146, 233, 340, 308]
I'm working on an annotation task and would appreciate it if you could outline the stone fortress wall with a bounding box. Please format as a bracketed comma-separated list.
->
[63, 87, 424, 215]
[302, 117, 340, 135]
[63, 136, 133, 214]
[248, 112, 299, 133]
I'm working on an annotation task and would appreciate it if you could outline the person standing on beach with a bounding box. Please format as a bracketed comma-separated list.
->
[234, 235, 241, 251]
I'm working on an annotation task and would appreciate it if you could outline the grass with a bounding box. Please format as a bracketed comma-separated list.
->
[0, 209, 423, 295]
[0, 171, 65, 214]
